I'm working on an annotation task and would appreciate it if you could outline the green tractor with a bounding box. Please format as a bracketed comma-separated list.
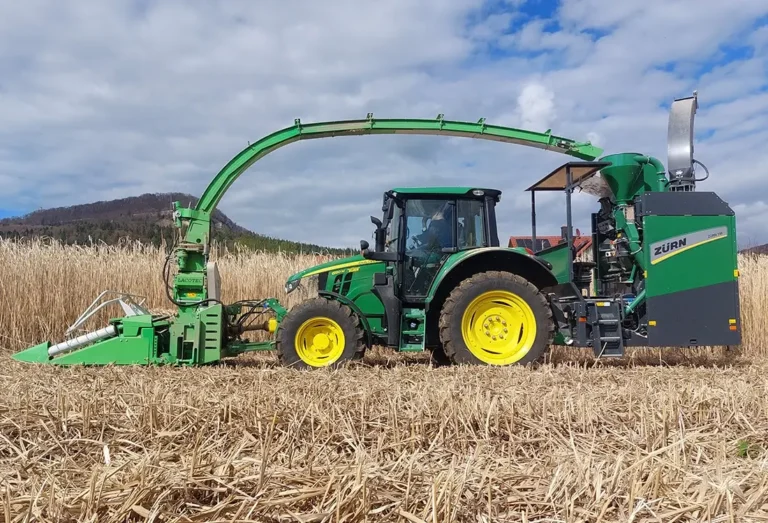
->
[13, 92, 742, 368]
[275, 186, 558, 368]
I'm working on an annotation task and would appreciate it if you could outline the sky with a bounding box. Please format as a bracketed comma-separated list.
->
[1, 0, 767, 249]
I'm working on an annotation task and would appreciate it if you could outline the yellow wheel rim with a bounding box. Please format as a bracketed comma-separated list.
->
[460, 290, 537, 365]
[294, 317, 346, 367]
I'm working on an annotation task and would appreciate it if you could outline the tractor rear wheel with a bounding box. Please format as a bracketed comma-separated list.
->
[439, 271, 553, 366]
[276, 297, 365, 369]
[428, 344, 451, 367]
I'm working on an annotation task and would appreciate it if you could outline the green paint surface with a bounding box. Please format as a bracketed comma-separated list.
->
[286, 254, 382, 282]
[599, 153, 666, 204]
[534, 242, 571, 284]
[195, 117, 603, 215]
[643, 215, 738, 297]
[425, 246, 549, 303]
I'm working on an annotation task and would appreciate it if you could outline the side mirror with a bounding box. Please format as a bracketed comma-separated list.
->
[361, 239, 399, 261]
[374, 227, 386, 252]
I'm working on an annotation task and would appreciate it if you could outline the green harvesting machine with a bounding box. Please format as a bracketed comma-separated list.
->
[13, 92, 742, 368]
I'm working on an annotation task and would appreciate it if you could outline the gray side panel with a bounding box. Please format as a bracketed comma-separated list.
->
[639, 192, 734, 217]
[646, 280, 741, 346]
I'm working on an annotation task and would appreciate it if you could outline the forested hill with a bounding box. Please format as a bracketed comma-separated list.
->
[741, 244, 768, 255]
[0, 192, 352, 255]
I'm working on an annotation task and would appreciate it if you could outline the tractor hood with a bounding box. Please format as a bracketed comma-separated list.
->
[284, 254, 383, 294]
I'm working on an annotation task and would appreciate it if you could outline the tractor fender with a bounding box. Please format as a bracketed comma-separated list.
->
[426, 247, 558, 308]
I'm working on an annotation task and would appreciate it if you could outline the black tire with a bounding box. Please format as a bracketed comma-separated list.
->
[275, 297, 365, 369]
[428, 344, 452, 367]
[439, 271, 554, 366]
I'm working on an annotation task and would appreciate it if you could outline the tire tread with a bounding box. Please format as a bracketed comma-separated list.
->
[438, 270, 554, 365]
[275, 297, 365, 369]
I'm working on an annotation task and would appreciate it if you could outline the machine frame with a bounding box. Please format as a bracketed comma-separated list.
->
[12, 93, 743, 368]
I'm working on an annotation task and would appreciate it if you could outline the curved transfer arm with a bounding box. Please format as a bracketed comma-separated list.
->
[170, 115, 602, 306]
[194, 115, 604, 215]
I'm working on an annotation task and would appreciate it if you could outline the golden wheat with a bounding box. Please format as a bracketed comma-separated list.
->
[1, 238, 765, 357]
[0, 238, 333, 352]
[2, 238, 768, 522]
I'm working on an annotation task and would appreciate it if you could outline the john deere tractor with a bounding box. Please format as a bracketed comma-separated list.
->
[13, 92, 742, 368]
[275, 186, 559, 367]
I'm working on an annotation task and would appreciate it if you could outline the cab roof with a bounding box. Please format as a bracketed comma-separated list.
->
[390, 187, 501, 197]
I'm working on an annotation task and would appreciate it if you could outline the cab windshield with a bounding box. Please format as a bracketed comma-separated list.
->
[385, 197, 487, 252]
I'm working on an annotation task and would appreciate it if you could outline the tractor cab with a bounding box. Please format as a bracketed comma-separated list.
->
[362, 187, 502, 299]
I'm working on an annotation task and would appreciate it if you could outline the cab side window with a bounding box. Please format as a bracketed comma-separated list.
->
[457, 199, 486, 249]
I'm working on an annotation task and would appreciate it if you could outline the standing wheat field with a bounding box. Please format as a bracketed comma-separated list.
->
[2, 238, 768, 522]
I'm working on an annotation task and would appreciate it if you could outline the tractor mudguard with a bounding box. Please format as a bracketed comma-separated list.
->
[426, 247, 558, 307]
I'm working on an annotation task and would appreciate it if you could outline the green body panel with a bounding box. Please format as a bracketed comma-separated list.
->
[12, 331, 156, 365]
[288, 255, 388, 336]
[643, 215, 738, 297]
[533, 242, 571, 284]
[287, 254, 382, 282]
[12, 315, 169, 365]
[11, 342, 56, 364]
[196, 304, 225, 364]
[321, 260, 388, 335]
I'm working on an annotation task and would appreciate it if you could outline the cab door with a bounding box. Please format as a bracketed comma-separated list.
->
[399, 198, 457, 300]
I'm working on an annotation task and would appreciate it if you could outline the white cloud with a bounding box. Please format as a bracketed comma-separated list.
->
[586, 132, 604, 148]
[0, 0, 766, 250]
[516, 82, 556, 131]
[752, 24, 768, 51]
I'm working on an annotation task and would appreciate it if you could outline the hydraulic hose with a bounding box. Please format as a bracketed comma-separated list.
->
[624, 288, 646, 316]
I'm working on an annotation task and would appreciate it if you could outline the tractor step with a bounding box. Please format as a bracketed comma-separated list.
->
[399, 307, 426, 352]
[564, 299, 627, 357]
[587, 300, 625, 357]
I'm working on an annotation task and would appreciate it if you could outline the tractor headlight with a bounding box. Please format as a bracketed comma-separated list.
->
[285, 278, 300, 294]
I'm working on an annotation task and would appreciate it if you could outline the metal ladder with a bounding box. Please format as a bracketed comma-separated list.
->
[587, 300, 625, 357]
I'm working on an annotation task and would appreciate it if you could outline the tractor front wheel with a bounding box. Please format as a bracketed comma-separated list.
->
[439, 271, 553, 366]
[276, 297, 365, 369]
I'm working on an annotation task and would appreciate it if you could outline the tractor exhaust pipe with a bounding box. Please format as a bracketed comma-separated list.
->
[667, 91, 699, 192]
[48, 325, 118, 357]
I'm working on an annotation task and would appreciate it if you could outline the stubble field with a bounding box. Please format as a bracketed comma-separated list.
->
[2, 238, 768, 522]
